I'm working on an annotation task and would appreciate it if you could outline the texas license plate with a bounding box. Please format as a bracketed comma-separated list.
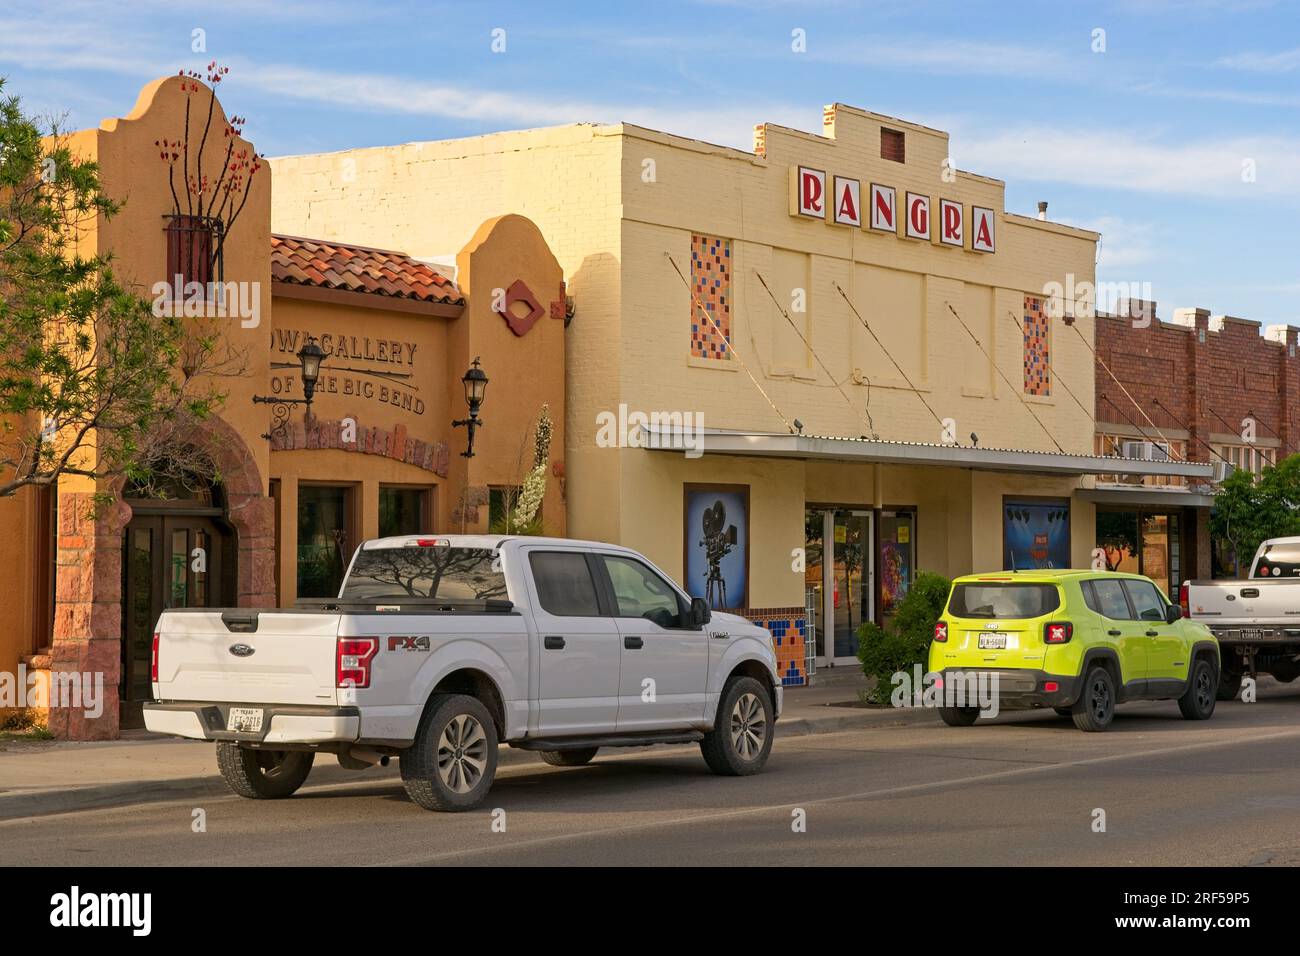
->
[227, 707, 264, 733]
[978, 634, 1008, 650]
[1240, 628, 1266, 641]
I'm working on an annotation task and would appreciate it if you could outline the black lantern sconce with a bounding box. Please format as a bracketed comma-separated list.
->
[453, 356, 488, 458]
[253, 335, 326, 441]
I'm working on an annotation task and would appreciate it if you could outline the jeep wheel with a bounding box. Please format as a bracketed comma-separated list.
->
[540, 747, 599, 767]
[1217, 669, 1243, 701]
[1071, 666, 1116, 732]
[700, 676, 774, 776]
[1178, 658, 1217, 720]
[400, 694, 499, 812]
[216, 743, 314, 799]
[939, 706, 981, 726]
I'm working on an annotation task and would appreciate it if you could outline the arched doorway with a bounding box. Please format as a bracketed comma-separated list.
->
[121, 473, 236, 726]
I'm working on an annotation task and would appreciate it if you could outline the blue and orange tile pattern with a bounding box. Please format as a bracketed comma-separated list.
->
[1023, 295, 1051, 397]
[741, 606, 808, 686]
[689, 234, 732, 360]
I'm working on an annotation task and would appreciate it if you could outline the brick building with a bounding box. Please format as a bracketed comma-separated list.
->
[1092, 299, 1299, 585]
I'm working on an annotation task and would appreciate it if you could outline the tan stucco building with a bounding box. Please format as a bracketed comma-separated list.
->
[269, 104, 1207, 682]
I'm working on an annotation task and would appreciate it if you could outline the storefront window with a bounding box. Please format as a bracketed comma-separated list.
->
[831, 511, 871, 658]
[879, 510, 915, 625]
[804, 510, 826, 659]
[1095, 509, 1181, 595]
[298, 485, 351, 598]
[380, 486, 427, 538]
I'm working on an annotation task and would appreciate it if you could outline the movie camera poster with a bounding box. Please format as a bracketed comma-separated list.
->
[683, 484, 749, 611]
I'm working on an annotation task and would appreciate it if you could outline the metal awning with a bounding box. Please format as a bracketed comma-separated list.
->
[640, 426, 1216, 480]
[1079, 486, 1217, 508]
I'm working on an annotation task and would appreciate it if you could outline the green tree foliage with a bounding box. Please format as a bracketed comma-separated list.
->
[0, 77, 230, 501]
[856, 571, 952, 704]
[1210, 454, 1300, 573]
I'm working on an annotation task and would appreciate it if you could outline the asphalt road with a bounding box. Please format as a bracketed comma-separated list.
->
[7, 685, 1300, 866]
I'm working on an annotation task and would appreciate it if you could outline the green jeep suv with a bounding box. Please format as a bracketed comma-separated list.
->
[928, 570, 1219, 732]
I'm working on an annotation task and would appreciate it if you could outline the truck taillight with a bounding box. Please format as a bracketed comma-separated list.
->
[1179, 583, 1189, 615]
[1044, 622, 1073, 644]
[337, 638, 379, 688]
[151, 632, 159, 682]
[933, 620, 948, 642]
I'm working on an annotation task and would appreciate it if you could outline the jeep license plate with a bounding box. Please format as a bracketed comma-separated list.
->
[977, 634, 1008, 650]
[227, 707, 264, 733]
[1240, 628, 1266, 641]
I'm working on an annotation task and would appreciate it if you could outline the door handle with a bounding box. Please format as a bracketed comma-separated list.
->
[1107, 629, 1122, 637]
[543, 635, 566, 650]
[624, 636, 644, 650]
[1145, 630, 1159, 637]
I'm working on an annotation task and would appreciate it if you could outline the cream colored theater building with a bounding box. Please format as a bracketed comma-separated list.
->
[271, 103, 1207, 682]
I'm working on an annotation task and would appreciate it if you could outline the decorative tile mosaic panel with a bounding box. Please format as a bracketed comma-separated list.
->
[690, 234, 732, 360]
[741, 606, 807, 686]
[1023, 295, 1051, 397]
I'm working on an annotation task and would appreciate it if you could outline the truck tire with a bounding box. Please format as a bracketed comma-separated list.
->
[216, 743, 314, 799]
[939, 706, 981, 726]
[400, 694, 499, 812]
[540, 748, 599, 767]
[700, 676, 774, 776]
[1071, 666, 1116, 732]
[1217, 670, 1243, 701]
[1178, 658, 1218, 720]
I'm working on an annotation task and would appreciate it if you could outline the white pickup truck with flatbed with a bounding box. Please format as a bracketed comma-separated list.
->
[144, 535, 782, 811]
[1181, 536, 1300, 700]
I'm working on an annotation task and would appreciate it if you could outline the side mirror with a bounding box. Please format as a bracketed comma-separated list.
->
[1165, 604, 1183, 624]
[689, 596, 712, 628]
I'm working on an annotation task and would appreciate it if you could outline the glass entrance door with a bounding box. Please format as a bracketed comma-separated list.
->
[805, 509, 874, 667]
[122, 514, 229, 711]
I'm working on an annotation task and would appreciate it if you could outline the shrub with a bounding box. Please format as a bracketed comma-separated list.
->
[856, 571, 953, 704]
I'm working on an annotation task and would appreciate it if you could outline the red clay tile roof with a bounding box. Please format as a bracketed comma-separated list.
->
[271, 234, 464, 306]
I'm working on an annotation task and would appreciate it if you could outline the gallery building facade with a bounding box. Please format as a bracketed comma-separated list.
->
[271, 103, 1208, 685]
[0, 78, 567, 737]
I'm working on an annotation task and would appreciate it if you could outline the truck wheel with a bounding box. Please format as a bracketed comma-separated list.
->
[1217, 670, 1243, 700]
[540, 748, 599, 767]
[400, 694, 498, 812]
[1178, 658, 1218, 720]
[700, 676, 774, 776]
[939, 706, 981, 726]
[1071, 666, 1116, 732]
[216, 742, 314, 799]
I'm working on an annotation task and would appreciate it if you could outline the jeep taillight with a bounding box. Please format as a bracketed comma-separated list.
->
[933, 620, 948, 642]
[1044, 622, 1073, 644]
[337, 637, 379, 688]
[151, 632, 159, 682]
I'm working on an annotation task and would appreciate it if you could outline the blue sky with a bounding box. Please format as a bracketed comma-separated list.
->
[2, 0, 1297, 324]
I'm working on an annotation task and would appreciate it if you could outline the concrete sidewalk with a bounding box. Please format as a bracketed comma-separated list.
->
[0, 668, 933, 820]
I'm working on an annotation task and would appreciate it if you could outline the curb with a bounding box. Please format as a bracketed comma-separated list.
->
[0, 705, 924, 821]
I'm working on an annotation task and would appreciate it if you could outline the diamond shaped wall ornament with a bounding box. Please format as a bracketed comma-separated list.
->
[502, 279, 544, 336]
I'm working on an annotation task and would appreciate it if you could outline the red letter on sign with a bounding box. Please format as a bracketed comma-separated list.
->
[906, 193, 930, 240]
[802, 171, 823, 213]
[940, 199, 963, 246]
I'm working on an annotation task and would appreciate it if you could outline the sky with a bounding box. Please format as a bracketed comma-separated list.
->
[1, 0, 1298, 324]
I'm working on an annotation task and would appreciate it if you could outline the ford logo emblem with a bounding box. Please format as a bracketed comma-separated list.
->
[228, 643, 255, 658]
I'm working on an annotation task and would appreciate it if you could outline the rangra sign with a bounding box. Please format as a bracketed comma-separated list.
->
[790, 165, 995, 253]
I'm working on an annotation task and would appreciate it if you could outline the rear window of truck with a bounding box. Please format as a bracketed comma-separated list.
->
[948, 582, 1061, 619]
[1253, 543, 1300, 578]
[341, 547, 508, 602]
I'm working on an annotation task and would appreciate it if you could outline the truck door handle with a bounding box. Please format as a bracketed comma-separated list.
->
[1107, 629, 1122, 637]
[544, 635, 566, 650]
[624, 636, 644, 650]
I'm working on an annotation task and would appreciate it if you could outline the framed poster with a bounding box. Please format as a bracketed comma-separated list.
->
[1003, 497, 1071, 570]
[683, 484, 749, 611]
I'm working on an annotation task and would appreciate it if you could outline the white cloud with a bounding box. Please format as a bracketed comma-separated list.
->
[1216, 46, 1300, 74]
[954, 125, 1300, 201]
[1078, 216, 1161, 271]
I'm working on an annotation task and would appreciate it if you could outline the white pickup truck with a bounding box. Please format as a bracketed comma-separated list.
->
[1181, 536, 1300, 699]
[144, 535, 782, 811]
